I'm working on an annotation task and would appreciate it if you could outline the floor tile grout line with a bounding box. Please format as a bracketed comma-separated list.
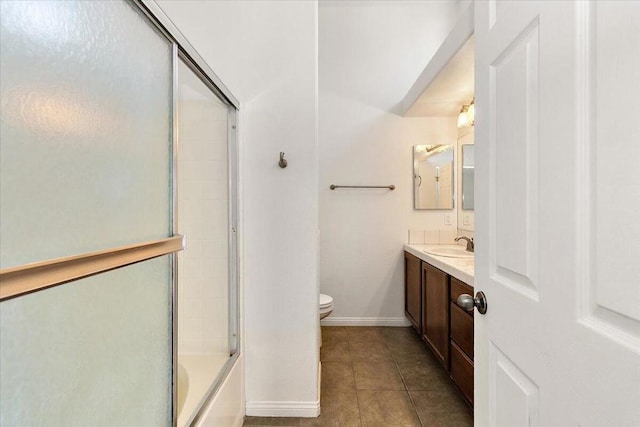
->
[386, 338, 411, 392]
[406, 388, 426, 427]
[318, 327, 471, 427]
[386, 335, 425, 427]
[348, 336, 364, 427]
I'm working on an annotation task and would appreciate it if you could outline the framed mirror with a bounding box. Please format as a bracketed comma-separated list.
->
[461, 145, 474, 210]
[413, 144, 454, 210]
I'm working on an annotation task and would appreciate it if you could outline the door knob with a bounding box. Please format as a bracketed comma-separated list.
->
[456, 291, 487, 314]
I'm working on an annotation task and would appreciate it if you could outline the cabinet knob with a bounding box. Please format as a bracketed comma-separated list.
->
[456, 291, 487, 314]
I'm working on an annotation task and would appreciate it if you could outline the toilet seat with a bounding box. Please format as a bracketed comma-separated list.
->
[319, 294, 334, 320]
[319, 293, 333, 309]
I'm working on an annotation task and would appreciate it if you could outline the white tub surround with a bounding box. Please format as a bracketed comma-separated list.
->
[403, 244, 474, 286]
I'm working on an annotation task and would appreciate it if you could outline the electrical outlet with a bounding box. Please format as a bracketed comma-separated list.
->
[444, 213, 452, 225]
[463, 214, 471, 225]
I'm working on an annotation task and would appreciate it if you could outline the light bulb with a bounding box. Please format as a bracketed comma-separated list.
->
[457, 105, 469, 128]
[467, 99, 475, 126]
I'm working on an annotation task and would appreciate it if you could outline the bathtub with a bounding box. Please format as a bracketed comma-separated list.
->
[177, 363, 189, 419]
[176, 354, 230, 426]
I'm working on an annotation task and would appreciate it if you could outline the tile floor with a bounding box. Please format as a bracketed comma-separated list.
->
[243, 326, 473, 427]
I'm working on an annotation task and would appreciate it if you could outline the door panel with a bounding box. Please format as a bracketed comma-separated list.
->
[490, 342, 538, 427]
[0, 1, 175, 424]
[580, 1, 640, 344]
[491, 18, 539, 300]
[476, 1, 640, 425]
[476, 2, 545, 422]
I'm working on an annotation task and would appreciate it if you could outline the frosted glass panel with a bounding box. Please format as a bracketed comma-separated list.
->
[177, 60, 230, 426]
[0, 256, 172, 426]
[0, 1, 173, 268]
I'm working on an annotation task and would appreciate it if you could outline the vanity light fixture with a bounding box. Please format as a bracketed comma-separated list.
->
[416, 144, 449, 155]
[457, 104, 470, 128]
[457, 98, 475, 128]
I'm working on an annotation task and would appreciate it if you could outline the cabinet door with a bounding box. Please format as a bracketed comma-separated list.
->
[450, 340, 474, 405]
[422, 262, 449, 368]
[404, 252, 421, 332]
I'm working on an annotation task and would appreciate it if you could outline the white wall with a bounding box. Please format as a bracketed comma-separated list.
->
[158, 0, 320, 420]
[319, 1, 461, 323]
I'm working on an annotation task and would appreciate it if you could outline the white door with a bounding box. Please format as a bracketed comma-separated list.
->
[474, 1, 640, 426]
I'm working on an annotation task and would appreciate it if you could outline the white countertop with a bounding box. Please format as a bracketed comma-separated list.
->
[404, 244, 475, 287]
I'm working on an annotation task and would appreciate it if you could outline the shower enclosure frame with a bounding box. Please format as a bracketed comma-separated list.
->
[172, 49, 241, 427]
[133, 1, 242, 425]
[0, 1, 240, 424]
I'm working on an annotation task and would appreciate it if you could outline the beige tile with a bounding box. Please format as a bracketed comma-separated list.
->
[408, 229, 425, 244]
[397, 360, 451, 391]
[409, 388, 471, 413]
[321, 340, 351, 362]
[425, 230, 440, 244]
[439, 229, 457, 244]
[380, 327, 422, 345]
[353, 361, 404, 390]
[350, 340, 393, 362]
[410, 390, 473, 427]
[357, 390, 421, 427]
[301, 388, 361, 427]
[347, 327, 386, 343]
[388, 339, 434, 365]
[321, 361, 355, 390]
[322, 327, 349, 345]
[243, 416, 304, 426]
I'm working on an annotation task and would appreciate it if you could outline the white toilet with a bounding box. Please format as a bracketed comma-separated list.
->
[319, 293, 334, 319]
[319, 294, 334, 347]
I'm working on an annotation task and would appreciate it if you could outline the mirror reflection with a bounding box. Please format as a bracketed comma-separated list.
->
[413, 144, 454, 210]
[461, 145, 474, 210]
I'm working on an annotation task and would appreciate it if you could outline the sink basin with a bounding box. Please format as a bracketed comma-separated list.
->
[423, 245, 474, 259]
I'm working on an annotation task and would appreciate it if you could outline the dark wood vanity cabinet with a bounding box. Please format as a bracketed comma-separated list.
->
[404, 252, 422, 332]
[422, 262, 449, 369]
[404, 251, 475, 407]
[449, 277, 474, 406]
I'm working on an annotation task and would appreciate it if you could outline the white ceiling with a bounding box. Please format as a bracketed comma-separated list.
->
[404, 35, 475, 117]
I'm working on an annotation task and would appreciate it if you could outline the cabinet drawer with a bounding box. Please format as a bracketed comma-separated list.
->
[450, 303, 474, 359]
[450, 277, 473, 304]
[450, 340, 474, 405]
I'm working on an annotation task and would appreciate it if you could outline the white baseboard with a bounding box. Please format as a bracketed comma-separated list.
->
[318, 362, 322, 410]
[245, 401, 320, 418]
[320, 316, 411, 327]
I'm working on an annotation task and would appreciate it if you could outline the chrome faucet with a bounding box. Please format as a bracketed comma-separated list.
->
[455, 236, 474, 252]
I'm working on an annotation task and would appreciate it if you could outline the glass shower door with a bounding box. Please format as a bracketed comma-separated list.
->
[175, 56, 235, 427]
[0, 1, 177, 425]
